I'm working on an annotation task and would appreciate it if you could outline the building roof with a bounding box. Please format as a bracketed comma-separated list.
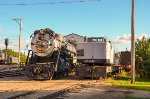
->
[65, 33, 85, 38]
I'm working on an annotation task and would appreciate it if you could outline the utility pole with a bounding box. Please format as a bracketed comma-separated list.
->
[131, 0, 135, 84]
[12, 18, 22, 67]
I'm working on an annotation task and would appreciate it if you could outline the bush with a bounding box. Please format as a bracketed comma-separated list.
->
[118, 70, 131, 78]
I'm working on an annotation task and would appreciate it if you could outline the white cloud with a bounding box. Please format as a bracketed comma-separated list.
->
[112, 33, 149, 44]
[138, 34, 148, 40]
[0, 43, 5, 49]
[112, 34, 131, 44]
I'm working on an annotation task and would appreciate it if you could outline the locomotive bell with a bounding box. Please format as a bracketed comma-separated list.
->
[39, 29, 45, 35]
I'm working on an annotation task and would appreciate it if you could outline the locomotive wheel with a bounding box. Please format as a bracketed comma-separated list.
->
[27, 65, 54, 80]
[48, 68, 54, 80]
[37, 67, 54, 80]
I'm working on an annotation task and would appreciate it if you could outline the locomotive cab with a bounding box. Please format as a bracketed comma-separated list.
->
[77, 37, 114, 65]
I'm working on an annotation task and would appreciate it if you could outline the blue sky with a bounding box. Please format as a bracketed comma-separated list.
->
[0, 0, 150, 52]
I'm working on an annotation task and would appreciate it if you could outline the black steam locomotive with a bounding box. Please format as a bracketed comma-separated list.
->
[25, 28, 77, 80]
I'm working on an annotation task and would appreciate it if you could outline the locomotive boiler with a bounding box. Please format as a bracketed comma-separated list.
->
[25, 28, 77, 80]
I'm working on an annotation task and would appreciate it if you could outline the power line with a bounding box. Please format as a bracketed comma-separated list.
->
[0, 0, 101, 6]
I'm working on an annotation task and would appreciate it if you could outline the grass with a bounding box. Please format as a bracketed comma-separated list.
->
[106, 77, 150, 91]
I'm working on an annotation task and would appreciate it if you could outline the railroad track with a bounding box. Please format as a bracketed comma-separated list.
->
[38, 82, 85, 99]
[0, 66, 18, 71]
[0, 69, 24, 78]
[5, 80, 96, 99]
[0, 65, 25, 78]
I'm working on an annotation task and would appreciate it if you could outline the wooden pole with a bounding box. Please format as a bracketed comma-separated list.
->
[131, 0, 135, 84]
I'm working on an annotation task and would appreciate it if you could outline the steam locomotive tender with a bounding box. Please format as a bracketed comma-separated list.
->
[25, 28, 76, 80]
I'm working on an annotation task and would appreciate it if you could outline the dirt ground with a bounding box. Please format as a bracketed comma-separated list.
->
[63, 82, 150, 99]
[0, 76, 150, 99]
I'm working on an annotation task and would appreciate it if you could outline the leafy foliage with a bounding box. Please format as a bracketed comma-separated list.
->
[117, 70, 131, 78]
[2, 49, 27, 62]
[135, 37, 150, 78]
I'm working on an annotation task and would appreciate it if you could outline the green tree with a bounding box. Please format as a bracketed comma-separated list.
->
[3, 49, 27, 62]
[135, 37, 150, 78]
